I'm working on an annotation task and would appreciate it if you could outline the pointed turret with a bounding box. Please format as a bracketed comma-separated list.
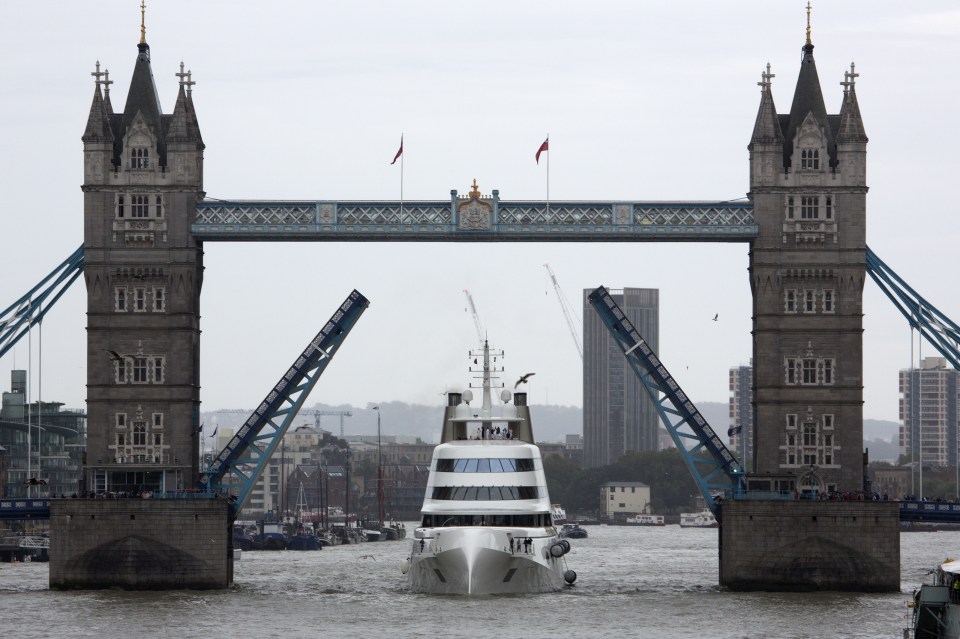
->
[750, 63, 784, 146]
[748, 64, 783, 187]
[82, 85, 114, 144]
[837, 63, 868, 143]
[119, 41, 165, 159]
[836, 62, 868, 185]
[167, 65, 205, 185]
[168, 64, 204, 147]
[167, 86, 196, 142]
[784, 38, 833, 168]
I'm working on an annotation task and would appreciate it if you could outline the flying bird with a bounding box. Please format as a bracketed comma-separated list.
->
[25, 477, 47, 486]
[515, 372, 536, 389]
[712, 314, 719, 321]
[104, 349, 123, 361]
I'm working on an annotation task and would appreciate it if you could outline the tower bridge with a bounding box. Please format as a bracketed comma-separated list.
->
[66, 17, 876, 502]
[2, 5, 957, 591]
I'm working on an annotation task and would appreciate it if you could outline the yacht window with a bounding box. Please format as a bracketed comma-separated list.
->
[436, 458, 535, 472]
[421, 513, 553, 527]
[431, 485, 541, 501]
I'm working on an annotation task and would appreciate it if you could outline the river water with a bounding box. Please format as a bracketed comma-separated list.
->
[0, 524, 951, 638]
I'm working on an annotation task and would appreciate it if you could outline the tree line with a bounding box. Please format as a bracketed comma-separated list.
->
[543, 449, 701, 518]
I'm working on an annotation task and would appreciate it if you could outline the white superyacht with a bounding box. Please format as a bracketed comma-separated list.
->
[404, 341, 576, 594]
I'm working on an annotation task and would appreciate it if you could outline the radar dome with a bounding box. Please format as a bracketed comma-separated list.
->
[462, 389, 474, 403]
[500, 389, 512, 403]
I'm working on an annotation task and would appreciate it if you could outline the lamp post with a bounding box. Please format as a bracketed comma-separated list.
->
[373, 405, 384, 526]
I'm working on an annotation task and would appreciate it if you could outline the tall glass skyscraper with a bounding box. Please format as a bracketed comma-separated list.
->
[583, 288, 659, 467]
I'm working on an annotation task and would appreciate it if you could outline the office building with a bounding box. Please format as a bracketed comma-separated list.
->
[583, 288, 659, 467]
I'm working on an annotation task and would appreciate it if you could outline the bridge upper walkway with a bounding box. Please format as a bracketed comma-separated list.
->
[192, 197, 757, 242]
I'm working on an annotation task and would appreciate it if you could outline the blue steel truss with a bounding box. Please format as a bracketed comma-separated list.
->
[587, 286, 745, 515]
[866, 246, 960, 369]
[193, 196, 757, 241]
[0, 245, 84, 359]
[202, 290, 370, 517]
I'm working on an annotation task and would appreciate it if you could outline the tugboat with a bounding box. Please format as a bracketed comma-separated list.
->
[403, 340, 576, 594]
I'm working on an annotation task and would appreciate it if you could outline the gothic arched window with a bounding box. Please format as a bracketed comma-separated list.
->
[130, 147, 150, 169]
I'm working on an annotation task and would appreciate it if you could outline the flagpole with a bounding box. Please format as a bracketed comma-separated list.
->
[546, 133, 550, 218]
[400, 133, 404, 223]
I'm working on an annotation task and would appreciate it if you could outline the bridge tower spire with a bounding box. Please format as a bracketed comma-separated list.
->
[82, 21, 206, 495]
[747, 13, 868, 494]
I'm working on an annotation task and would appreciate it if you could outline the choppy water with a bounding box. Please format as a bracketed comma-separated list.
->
[0, 524, 951, 638]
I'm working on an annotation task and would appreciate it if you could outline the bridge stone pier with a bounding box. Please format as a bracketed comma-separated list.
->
[719, 500, 899, 592]
[59, 16, 897, 590]
[50, 498, 231, 590]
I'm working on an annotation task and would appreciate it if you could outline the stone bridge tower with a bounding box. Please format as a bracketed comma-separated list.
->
[81, 22, 205, 495]
[747, 24, 868, 494]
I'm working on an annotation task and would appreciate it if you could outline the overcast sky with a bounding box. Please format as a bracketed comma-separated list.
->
[1, 1, 958, 425]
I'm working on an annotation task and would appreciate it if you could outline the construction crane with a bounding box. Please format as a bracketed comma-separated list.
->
[544, 263, 583, 359]
[463, 289, 485, 345]
[300, 409, 353, 437]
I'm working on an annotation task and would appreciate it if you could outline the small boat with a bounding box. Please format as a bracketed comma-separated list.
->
[559, 523, 588, 539]
[288, 533, 323, 550]
[911, 559, 960, 638]
[679, 510, 719, 528]
[381, 521, 407, 541]
[405, 340, 577, 595]
[625, 514, 665, 526]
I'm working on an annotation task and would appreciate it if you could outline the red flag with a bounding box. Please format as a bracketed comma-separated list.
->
[391, 135, 403, 165]
[535, 137, 549, 164]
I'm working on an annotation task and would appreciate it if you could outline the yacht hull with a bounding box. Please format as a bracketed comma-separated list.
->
[408, 528, 565, 595]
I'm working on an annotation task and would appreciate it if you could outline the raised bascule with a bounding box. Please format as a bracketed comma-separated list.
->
[2, 6, 958, 590]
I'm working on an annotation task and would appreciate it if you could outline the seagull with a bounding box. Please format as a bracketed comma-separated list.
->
[132, 273, 146, 280]
[515, 372, 536, 389]
[25, 477, 48, 486]
[712, 314, 719, 321]
[104, 349, 123, 361]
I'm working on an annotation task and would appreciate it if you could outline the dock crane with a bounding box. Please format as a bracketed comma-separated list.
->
[544, 264, 583, 360]
[463, 289, 485, 345]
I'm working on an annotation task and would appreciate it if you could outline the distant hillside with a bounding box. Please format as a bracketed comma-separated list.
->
[201, 402, 902, 459]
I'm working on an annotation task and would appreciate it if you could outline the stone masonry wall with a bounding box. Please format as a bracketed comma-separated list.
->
[719, 500, 899, 592]
[50, 498, 232, 590]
